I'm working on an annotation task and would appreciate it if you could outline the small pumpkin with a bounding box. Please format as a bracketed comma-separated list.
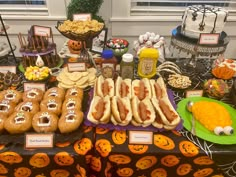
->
[128, 145, 148, 154]
[105, 162, 112, 177]
[153, 134, 175, 150]
[90, 156, 102, 172]
[14, 167, 31, 177]
[212, 65, 235, 80]
[112, 130, 127, 145]
[193, 156, 214, 165]
[179, 141, 199, 157]
[136, 156, 157, 170]
[55, 141, 71, 148]
[151, 168, 167, 177]
[29, 153, 50, 168]
[74, 138, 93, 155]
[116, 168, 134, 177]
[95, 127, 110, 134]
[0, 163, 8, 174]
[95, 139, 112, 157]
[161, 155, 180, 167]
[76, 164, 86, 177]
[193, 168, 213, 177]
[67, 40, 83, 54]
[50, 169, 70, 177]
[0, 151, 23, 164]
[176, 163, 192, 176]
[108, 154, 131, 164]
[54, 151, 74, 166]
[83, 125, 93, 133]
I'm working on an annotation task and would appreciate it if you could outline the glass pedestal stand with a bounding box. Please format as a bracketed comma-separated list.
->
[170, 26, 229, 72]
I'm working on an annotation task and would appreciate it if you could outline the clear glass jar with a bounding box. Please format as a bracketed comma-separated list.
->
[120, 53, 134, 80]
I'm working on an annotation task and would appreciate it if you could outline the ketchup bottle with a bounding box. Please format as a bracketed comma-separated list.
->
[101, 49, 117, 78]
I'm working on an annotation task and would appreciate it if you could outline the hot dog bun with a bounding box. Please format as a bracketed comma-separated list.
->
[111, 96, 132, 126]
[150, 77, 168, 99]
[96, 75, 114, 97]
[132, 78, 152, 100]
[131, 96, 155, 127]
[87, 95, 110, 124]
[115, 76, 132, 99]
[151, 97, 180, 128]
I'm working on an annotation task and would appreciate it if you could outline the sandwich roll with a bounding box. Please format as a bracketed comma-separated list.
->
[131, 96, 155, 127]
[132, 78, 152, 100]
[115, 76, 132, 98]
[111, 96, 132, 126]
[151, 97, 180, 127]
[96, 75, 114, 97]
[150, 77, 168, 100]
[87, 96, 110, 124]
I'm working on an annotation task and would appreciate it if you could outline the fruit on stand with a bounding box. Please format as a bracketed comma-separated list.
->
[24, 66, 51, 81]
[106, 38, 129, 57]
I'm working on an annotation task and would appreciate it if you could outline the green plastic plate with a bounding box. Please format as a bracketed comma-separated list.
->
[177, 97, 236, 145]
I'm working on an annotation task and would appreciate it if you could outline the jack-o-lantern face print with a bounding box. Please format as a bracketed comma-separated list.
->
[116, 167, 134, 177]
[105, 162, 112, 177]
[54, 152, 74, 166]
[179, 141, 199, 157]
[0, 151, 23, 164]
[128, 145, 148, 154]
[153, 134, 175, 150]
[95, 139, 112, 157]
[108, 154, 131, 164]
[112, 130, 127, 145]
[14, 167, 31, 177]
[50, 169, 70, 177]
[161, 155, 180, 167]
[176, 163, 192, 176]
[96, 127, 110, 134]
[29, 153, 50, 168]
[136, 156, 157, 170]
[0, 163, 8, 174]
[55, 141, 71, 148]
[90, 156, 102, 172]
[74, 138, 93, 155]
[193, 168, 213, 177]
[193, 156, 214, 165]
[151, 168, 167, 177]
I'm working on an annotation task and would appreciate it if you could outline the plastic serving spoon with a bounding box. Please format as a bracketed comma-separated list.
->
[186, 101, 196, 135]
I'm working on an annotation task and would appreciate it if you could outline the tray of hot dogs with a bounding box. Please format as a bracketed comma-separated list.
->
[84, 75, 183, 132]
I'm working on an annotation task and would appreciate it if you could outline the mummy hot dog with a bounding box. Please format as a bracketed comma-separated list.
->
[115, 76, 132, 99]
[131, 96, 155, 127]
[95, 75, 114, 97]
[111, 96, 132, 126]
[132, 78, 152, 100]
[87, 96, 111, 124]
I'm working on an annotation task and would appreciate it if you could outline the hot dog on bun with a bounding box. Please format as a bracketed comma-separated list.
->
[132, 78, 152, 100]
[115, 76, 132, 99]
[150, 77, 168, 100]
[96, 75, 114, 97]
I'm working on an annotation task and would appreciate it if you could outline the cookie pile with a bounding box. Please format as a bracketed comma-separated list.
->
[57, 67, 97, 89]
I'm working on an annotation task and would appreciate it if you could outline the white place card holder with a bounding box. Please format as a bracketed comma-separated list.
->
[34, 26, 51, 37]
[24, 83, 46, 92]
[0, 66, 16, 74]
[67, 62, 86, 72]
[73, 13, 91, 21]
[129, 131, 153, 144]
[25, 133, 54, 149]
[199, 33, 220, 45]
[186, 90, 203, 98]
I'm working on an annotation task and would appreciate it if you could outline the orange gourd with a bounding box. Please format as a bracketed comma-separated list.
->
[212, 66, 235, 80]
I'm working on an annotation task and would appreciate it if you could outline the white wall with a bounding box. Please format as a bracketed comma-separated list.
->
[1, 0, 236, 58]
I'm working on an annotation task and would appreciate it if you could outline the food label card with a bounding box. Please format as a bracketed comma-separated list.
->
[25, 133, 54, 149]
[24, 83, 46, 92]
[129, 131, 153, 144]
[0, 66, 16, 74]
[186, 90, 203, 98]
[67, 62, 86, 72]
[34, 25, 51, 37]
[73, 13, 91, 21]
[199, 33, 220, 45]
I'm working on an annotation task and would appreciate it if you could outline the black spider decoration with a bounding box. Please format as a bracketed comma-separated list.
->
[192, 11, 198, 21]
[199, 22, 205, 31]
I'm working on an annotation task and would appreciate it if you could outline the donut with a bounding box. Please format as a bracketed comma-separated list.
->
[4, 111, 32, 134]
[15, 101, 40, 115]
[65, 87, 83, 100]
[0, 90, 22, 104]
[0, 99, 16, 117]
[0, 113, 7, 133]
[58, 109, 84, 133]
[32, 111, 58, 133]
[40, 97, 62, 116]
[43, 87, 65, 101]
[23, 88, 44, 102]
[62, 97, 82, 113]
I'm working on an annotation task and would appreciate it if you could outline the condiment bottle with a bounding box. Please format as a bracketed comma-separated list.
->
[101, 49, 117, 78]
[120, 53, 134, 79]
[137, 48, 159, 78]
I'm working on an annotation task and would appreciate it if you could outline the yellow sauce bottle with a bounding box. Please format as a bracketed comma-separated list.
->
[138, 48, 159, 78]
